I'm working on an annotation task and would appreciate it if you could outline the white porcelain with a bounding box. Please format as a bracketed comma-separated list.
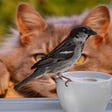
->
[56, 71, 112, 112]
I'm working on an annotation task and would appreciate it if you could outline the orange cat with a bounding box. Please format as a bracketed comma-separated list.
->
[0, 3, 111, 98]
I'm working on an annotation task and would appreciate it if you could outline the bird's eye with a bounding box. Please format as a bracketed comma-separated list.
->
[33, 53, 45, 62]
[75, 54, 86, 65]
[82, 28, 86, 32]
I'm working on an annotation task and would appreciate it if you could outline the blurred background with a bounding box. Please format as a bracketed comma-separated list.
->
[0, 0, 111, 41]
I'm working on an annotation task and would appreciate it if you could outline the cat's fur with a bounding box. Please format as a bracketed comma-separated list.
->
[0, 3, 111, 98]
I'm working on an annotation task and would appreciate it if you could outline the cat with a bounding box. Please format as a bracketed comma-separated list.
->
[0, 3, 111, 98]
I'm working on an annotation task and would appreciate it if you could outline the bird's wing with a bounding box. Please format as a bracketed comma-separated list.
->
[44, 36, 73, 58]
[31, 57, 54, 69]
[52, 42, 75, 58]
[31, 37, 76, 69]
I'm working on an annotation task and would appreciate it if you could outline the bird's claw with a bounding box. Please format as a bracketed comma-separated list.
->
[59, 75, 72, 87]
[55, 75, 62, 83]
[65, 79, 72, 87]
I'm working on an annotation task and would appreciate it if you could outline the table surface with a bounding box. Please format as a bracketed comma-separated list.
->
[0, 98, 111, 112]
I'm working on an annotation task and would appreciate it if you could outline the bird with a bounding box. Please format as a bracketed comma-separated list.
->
[14, 25, 97, 90]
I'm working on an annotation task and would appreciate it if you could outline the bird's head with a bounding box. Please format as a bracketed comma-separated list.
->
[70, 25, 97, 41]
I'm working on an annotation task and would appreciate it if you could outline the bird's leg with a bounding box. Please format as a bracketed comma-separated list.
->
[56, 73, 72, 87]
[55, 73, 63, 83]
[60, 75, 72, 87]
[55, 73, 65, 83]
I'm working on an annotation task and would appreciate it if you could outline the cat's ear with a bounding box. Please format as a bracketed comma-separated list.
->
[16, 3, 47, 35]
[82, 5, 110, 37]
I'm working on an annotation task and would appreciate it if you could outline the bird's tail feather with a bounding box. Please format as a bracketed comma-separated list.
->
[14, 69, 45, 91]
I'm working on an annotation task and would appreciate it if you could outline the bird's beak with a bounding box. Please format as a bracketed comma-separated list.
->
[90, 30, 97, 35]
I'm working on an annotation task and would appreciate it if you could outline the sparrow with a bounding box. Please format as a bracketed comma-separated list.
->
[14, 25, 97, 90]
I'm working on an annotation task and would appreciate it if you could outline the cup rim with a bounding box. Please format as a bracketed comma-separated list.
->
[60, 71, 112, 83]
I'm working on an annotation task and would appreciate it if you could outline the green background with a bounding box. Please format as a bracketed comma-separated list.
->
[0, 0, 111, 40]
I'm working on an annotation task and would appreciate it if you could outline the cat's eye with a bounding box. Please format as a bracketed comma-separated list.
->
[75, 54, 86, 65]
[33, 53, 45, 62]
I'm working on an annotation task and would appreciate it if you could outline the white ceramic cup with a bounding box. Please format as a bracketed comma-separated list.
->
[56, 71, 112, 112]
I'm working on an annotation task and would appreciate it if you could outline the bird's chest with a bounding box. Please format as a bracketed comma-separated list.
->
[69, 41, 82, 60]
